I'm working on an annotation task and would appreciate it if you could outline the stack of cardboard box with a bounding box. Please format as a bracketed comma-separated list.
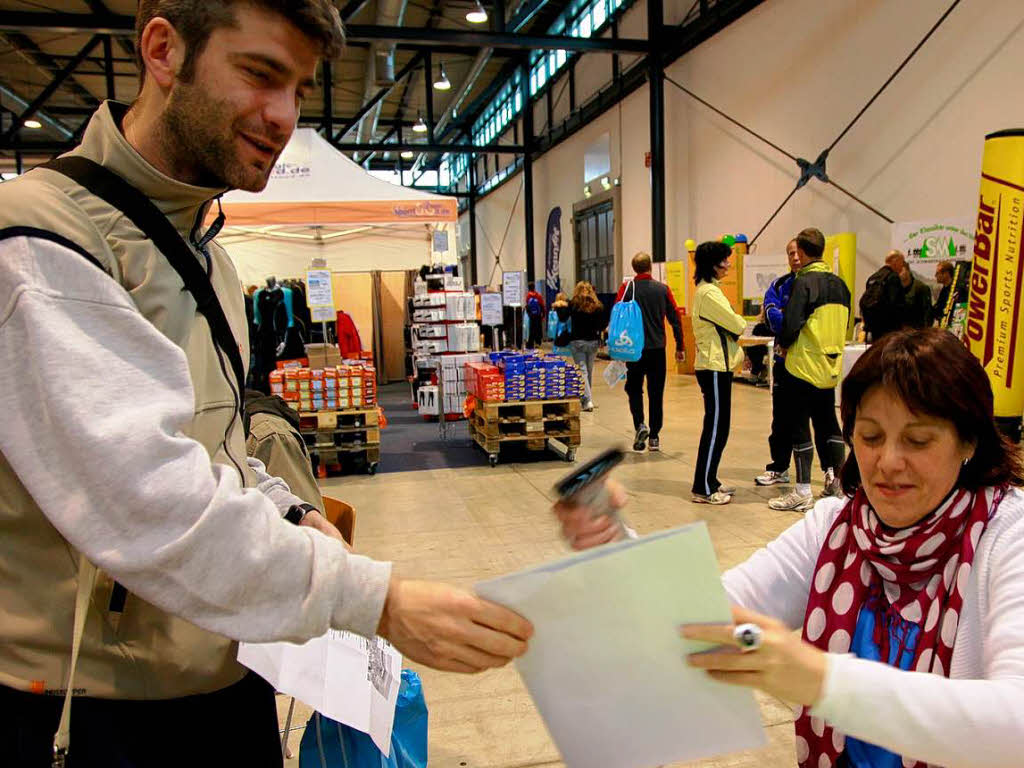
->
[304, 343, 342, 370]
[464, 362, 506, 401]
[269, 362, 377, 412]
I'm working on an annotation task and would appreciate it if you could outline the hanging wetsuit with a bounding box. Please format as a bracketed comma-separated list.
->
[252, 286, 284, 393]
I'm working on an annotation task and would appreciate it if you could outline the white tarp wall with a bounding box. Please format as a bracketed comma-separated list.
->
[218, 128, 458, 283]
[222, 226, 445, 286]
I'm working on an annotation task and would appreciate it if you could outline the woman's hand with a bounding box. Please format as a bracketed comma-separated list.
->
[552, 479, 629, 550]
[681, 605, 827, 707]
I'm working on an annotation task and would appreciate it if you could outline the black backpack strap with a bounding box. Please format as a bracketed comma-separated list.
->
[41, 156, 246, 411]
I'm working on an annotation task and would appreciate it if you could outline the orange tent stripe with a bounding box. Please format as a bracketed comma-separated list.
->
[215, 199, 457, 226]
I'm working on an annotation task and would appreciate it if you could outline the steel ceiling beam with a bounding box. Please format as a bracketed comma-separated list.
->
[344, 25, 650, 53]
[336, 141, 524, 153]
[1, 35, 103, 142]
[0, 11, 133, 35]
[83, 0, 135, 59]
[333, 51, 424, 141]
[0, 84, 75, 139]
[0, 12, 649, 53]
[2, 32, 100, 108]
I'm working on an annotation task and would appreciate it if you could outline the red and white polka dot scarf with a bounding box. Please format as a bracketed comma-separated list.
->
[795, 485, 1004, 768]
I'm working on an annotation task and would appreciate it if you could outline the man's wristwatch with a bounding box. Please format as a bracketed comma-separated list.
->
[285, 503, 318, 525]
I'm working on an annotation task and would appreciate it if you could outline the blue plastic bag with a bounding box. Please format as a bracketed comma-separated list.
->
[607, 280, 644, 361]
[299, 669, 428, 768]
[546, 309, 559, 340]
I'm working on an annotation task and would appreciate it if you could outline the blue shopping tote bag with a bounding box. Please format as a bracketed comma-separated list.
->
[607, 280, 644, 362]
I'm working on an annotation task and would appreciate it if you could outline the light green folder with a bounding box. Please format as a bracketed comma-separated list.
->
[476, 522, 766, 768]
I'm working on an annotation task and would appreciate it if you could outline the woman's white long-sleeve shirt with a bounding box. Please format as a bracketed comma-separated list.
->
[722, 488, 1024, 768]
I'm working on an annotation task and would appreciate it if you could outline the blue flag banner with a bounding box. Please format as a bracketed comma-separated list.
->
[545, 207, 562, 306]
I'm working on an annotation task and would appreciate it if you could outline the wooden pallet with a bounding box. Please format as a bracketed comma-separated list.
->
[468, 421, 579, 466]
[474, 398, 581, 423]
[298, 407, 378, 431]
[311, 445, 381, 477]
[470, 411, 579, 439]
[302, 427, 381, 448]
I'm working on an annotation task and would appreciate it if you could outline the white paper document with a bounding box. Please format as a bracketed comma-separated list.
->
[476, 523, 766, 768]
[238, 631, 402, 755]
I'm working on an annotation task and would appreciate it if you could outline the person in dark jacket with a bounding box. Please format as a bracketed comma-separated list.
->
[860, 251, 908, 341]
[755, 239, 799, 486]
[770, 228, 850, 512]
[560, 281, 606, 411]
[756, 240, 834, 488]
[931, 259, 967, 327]
[525, 282, 546, 349]
[901, 262, 934, 330]
[614, 252, 685, 451]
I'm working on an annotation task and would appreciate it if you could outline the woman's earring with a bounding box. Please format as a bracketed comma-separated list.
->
[962, 457, 971, 467]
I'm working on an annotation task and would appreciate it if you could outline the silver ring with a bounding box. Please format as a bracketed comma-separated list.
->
[733, 623, 763, 652]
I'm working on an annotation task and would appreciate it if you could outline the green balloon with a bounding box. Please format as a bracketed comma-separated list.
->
[722, 234, 736, 247]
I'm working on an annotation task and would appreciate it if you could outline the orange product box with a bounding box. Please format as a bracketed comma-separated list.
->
[276, 358, 308, 370]
[284, 369, 300, 392]
[282, 390, 299, 402]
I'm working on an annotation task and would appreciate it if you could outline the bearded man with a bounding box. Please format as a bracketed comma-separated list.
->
[0, 3, 531, 765]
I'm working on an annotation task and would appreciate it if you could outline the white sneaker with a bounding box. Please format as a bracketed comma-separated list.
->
[755, 470, 789, 486]
[717, 484, 736, 495]
[692, 491, 732, 505]
[769, 489, 814, 511]
[821, 469, 844, 498]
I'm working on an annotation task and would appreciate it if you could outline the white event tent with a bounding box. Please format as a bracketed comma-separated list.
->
[215, 128, 459, 286]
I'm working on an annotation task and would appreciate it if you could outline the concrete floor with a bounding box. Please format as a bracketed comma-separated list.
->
[281, 361, 824, 767]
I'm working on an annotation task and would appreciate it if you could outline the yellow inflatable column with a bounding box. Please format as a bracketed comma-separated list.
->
[823, 232, 857, 340]
[967, 129, 1024, 441]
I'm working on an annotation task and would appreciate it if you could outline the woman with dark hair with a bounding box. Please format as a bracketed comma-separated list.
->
[691, 241, 748, 503]
[555, 328, 1024, 767]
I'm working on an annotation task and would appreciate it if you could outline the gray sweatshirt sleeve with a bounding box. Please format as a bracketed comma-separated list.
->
[246, 456, 307, 516]
[0, 232, 391, 643]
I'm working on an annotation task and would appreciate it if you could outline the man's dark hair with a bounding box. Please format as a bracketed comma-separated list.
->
[135, 0, 345, 85]
[936, 260, 955, 278]
[795, 227, 825, 261]
[839, 327, 1024, 494]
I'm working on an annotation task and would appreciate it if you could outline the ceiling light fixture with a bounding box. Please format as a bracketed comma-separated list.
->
[433, 63, 451, 91]
[23, 119, 42, 129]
[466, 1, 488, 24]
[412, 114, 428, 133]
[601, 176, 611, 190]
[400, 150, 415, 159]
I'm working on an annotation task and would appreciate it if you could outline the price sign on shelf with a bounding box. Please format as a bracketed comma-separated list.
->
[306, 269, 335, 322]
[481, 292, 503, 326]
[502, 271, 524, 307]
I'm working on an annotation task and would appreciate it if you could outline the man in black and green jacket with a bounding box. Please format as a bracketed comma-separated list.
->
[769, 228, 851, 511]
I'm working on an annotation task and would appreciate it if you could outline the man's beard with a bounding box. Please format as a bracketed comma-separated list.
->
[160, 80, 280, 192]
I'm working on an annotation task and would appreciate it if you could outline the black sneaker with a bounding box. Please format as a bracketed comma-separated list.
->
[633, 424, 650, 452]
[648, 437, 660, 451]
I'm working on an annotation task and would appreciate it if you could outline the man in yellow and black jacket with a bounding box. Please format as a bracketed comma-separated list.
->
[769, 228, 851, 512]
